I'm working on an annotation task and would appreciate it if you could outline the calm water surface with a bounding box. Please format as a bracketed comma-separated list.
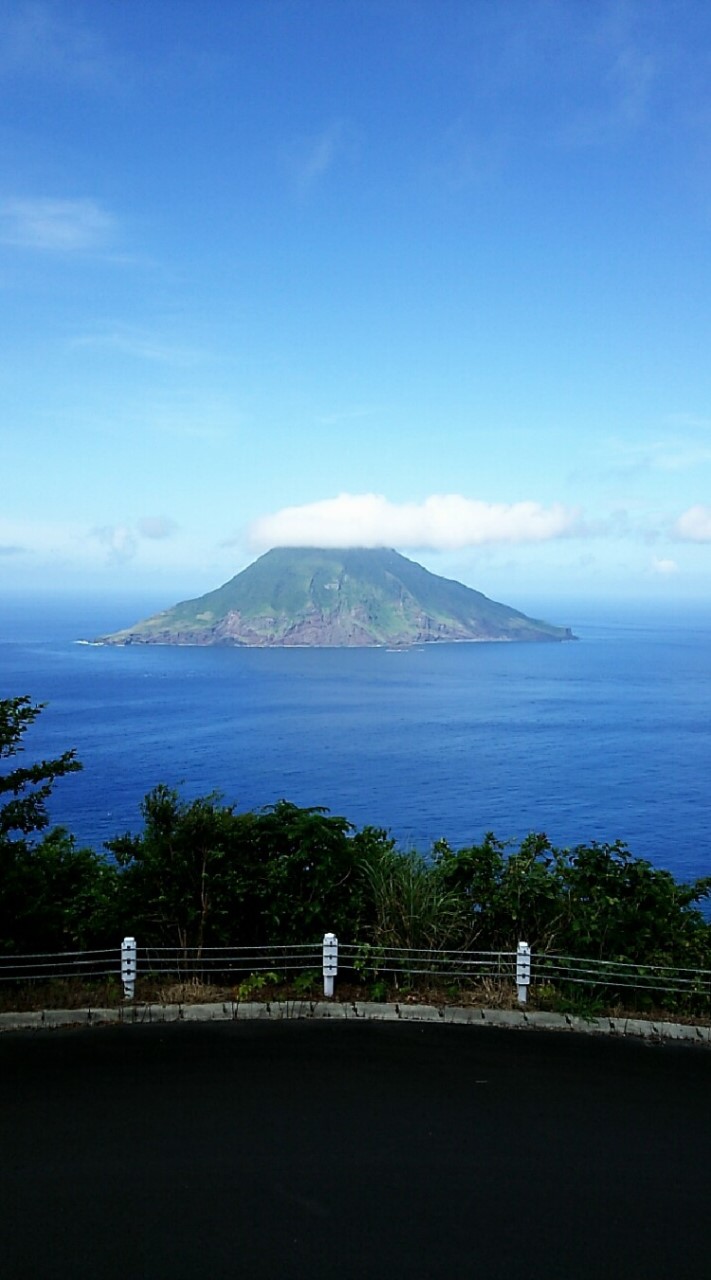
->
[2, 595, 711, 885]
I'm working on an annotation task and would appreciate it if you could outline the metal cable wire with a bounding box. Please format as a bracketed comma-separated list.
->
[538, 952, 711, 976]
[0, 940, 709, 1002]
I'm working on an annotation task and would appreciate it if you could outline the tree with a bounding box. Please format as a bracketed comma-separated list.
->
[107, 785, 239, 951]
[0, 697, 116, 952]
[553, 840, 711, 966]
[240, 801, 364, 944]
[0, 696, 81, 839]
[434, 830, 711, 968]
[108, 790, 370, 950]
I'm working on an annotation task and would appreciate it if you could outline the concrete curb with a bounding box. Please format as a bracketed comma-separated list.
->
[0, 1000, 709, 1044]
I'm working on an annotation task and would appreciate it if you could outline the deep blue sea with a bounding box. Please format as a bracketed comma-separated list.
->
[2, 594, 711, 886]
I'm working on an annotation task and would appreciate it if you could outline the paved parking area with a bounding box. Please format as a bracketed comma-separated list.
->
[1, 1021, 709, 1279]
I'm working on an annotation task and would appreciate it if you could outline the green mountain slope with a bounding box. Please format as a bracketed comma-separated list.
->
[99, 547, 575, 646]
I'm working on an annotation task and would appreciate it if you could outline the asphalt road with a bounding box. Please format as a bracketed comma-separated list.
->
[1, 1020, 709, 1279]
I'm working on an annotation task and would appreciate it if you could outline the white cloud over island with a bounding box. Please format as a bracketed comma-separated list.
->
[674, 504, 711, 542]
[249, 493, 579, 551]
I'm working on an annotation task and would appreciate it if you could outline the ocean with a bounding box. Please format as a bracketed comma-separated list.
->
[2, 595, 711, 886]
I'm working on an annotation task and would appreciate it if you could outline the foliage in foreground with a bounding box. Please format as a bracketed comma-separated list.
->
[0, 696, 116, 951]
[2, 697, 711, 997]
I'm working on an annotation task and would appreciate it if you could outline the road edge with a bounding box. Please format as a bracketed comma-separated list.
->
[1, 1000, 709, 1044]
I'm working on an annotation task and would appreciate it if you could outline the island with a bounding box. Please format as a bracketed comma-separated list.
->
[97, 546, 576, 647]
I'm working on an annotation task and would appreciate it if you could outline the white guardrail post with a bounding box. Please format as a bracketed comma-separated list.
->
[322, 932, 338, 998]
[121, 936, 137, 1000]
[516, 941, 531, 1005]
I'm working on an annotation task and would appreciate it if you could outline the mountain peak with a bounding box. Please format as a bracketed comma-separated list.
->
[99, 546, 575, 647]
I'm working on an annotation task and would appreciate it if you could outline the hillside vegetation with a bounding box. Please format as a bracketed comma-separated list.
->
[99, 547, 575, 647]
[2, 698, 709, 1020]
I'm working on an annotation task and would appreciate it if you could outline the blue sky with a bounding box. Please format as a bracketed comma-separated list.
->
[3, 0, 711, 608]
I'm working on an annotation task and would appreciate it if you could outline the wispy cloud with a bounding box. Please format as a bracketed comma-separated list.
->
[249, 493, 579, 552]
[597, 436, 711, 480]
[0, 197, 116, 251]
[72, 393, 239, 442]
[665, 413, 711, 432]
[572, 508, 632, 538]
[674, 505, 711, 542]
[145, 398, 237, 441]
[610, 46, 657, 132]
[0, 514, 187, 574]
[559, 47, 657, 147]
[137, 516, 179, 540]
[432, 3, 663, 167]
[285, 120, 355, 195]
[91, 516, 180, 561]
[651, 556, 679, 575]
[70, 325, 203, 366]
[648, 444, 711, 472]
[315, 405, 382, 427]
[1, 2, 114, 86]
[434, 116, 506, 190]
[0, 515, 90, 566]
[90, 524, 136, 564]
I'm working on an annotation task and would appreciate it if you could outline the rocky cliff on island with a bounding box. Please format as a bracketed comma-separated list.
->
[98, 546, 575, 647]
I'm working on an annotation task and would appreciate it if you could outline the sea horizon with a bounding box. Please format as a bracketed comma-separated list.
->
[2, 593, 711, 896]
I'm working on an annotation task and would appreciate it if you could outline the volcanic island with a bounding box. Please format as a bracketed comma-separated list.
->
[97, 547, 575, 648]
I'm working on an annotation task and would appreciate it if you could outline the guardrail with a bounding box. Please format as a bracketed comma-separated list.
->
[337, 940, 522, 992]
[534, 952, 711, 1001]
[120, 938, 327, 997]
[1, 936, 709, 1009]
[0, 948, 119, 983]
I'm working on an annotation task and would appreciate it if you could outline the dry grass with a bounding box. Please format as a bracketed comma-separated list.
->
[0, 978, 123, 1012]
[0, 974, 708, 1026]
[148, 978, 233, 1005]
